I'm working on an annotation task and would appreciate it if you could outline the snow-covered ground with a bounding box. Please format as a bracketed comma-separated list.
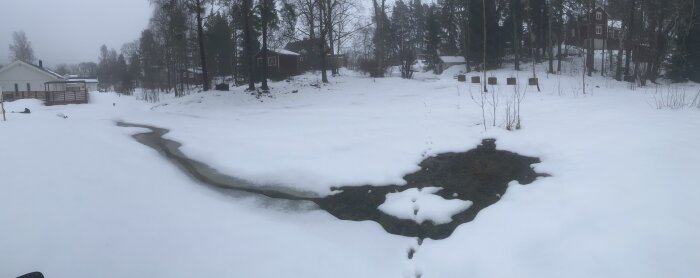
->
[1, 64, 699, 278]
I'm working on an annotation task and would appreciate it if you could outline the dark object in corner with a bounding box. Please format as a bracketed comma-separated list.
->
[215, 83, 230, 91]
[18, 272, 44, 278]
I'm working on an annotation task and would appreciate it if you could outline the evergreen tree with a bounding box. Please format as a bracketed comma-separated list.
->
[425, 4, 441, 72]
[205, 13, 234, 78]
[140, 29, 162, 91]
[684, 0, 700, 82]
[468, 0, 499, 69]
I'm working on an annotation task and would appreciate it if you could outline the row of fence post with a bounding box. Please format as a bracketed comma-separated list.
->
[457, 75, 539, 86]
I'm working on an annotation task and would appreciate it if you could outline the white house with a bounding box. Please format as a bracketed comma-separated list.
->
[0, 60, 66, 97]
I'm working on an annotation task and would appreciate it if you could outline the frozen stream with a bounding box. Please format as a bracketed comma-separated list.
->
[118, 122, 547, 240]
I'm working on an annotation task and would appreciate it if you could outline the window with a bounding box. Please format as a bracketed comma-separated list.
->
[596, 25, 603, 35]
[596, 12, 602, 20]
[27, 83, 31, 92]
[299, 56, 304, 62]
[14, 83, 18, 92]
[268, 57, 277, 66]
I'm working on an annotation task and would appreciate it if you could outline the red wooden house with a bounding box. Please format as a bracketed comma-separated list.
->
[567, 7, 623, 50]
[255, 49, 305, 79]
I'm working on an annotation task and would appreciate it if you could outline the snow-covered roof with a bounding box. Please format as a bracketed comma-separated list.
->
[42, 68, 65, 79]
[276, 49, 301, 56]
[68, 78, 99, 83]
[439, 56, 466, 64]
[0, 60, 66, 80]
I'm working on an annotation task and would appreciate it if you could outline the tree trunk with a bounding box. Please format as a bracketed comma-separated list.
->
[463, 3, 471, 73]
[513, 0, 520, 71]
[243, 0, 255, 91]
[326, 0, 338, 76]
[231, 20, 238, 85]
[525, 2, 539, 91]
[601, 0, 607, 76]
[624, 0, 636, 80]
[483, 0, 487, 93]
[615, 28, 624, 81]
[196, 0, 209, 91]
[557, 0, 563, 73]
[586, 0, 594, 77]
[319, 0, 329, 83]
[372, 0, 385, 77]
[548, 0, 554, 74]
[261, 0, 270, 91]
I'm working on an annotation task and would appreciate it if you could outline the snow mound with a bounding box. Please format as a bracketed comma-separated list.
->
[440, 64, 467, 78]
[378, 187, 472, 225]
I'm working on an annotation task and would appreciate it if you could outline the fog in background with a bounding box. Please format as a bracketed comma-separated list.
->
[0, 0, 151, 67]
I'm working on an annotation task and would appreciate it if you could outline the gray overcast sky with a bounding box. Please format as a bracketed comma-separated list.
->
[0, 0, 151, 67]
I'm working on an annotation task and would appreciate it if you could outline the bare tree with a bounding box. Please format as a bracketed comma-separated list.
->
[319, 0, 329, 83]
[331, 1, 365, 58]
[8, 31, 36, 63]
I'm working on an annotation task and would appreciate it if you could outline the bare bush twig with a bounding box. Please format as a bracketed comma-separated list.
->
[651, 85, 700, 110]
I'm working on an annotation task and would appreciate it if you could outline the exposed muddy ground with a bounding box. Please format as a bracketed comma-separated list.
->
[118, 122, 547, 240]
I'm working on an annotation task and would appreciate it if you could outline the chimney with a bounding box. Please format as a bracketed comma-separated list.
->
[39, 60, 43, 68]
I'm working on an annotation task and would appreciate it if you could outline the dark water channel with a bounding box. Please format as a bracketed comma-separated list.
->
[117, 122, 547, 240]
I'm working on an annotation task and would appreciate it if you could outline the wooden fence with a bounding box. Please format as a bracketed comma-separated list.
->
[45, 91, 89, 105]
[1, 91, 47, 101]
[1, 90, 88, 106]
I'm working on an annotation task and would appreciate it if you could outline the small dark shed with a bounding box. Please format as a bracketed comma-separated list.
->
[255, 49, 304, 78]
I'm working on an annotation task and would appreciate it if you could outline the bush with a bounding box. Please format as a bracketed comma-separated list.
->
[356, 57, 387, 77]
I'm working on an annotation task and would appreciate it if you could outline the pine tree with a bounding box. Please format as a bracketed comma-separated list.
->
[205, 13, 234, 78]
[425, 4, 441, 72]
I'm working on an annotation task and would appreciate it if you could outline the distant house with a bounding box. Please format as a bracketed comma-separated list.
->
[182, 68, 203, 86]
[566, 7, 623, 50]
[0, 60, 89, 105]
[284, 38, 345, 72]
[436, 56, 466, 74]
[255, 49, 305, 78]
[0, 60, 65, 100]
[68, 78, 99, 92]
